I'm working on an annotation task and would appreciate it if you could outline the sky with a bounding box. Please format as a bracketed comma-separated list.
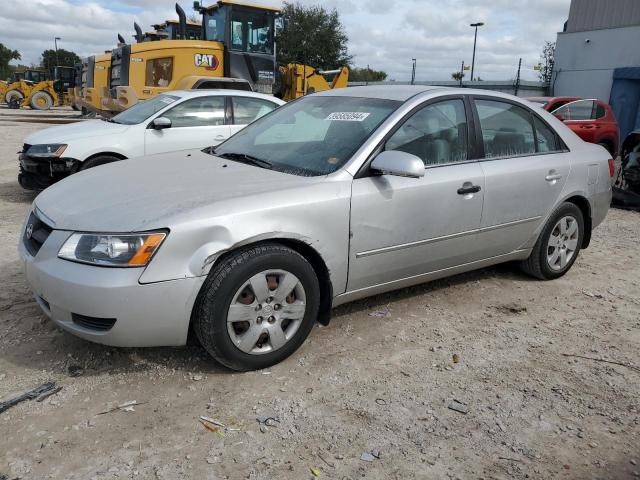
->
[0, 0, 571, 82]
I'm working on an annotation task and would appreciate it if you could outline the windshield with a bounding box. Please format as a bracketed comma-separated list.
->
[212, 96, 401, 176]
[110, 94, 179, 125]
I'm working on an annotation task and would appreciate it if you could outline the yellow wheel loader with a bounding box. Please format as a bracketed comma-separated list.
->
[277, 64, 349, 102]
[79, 53, 112, 114]
[3, 69, 48, 107]
[101, 1, 279, 114]
[65, 62, 84, 110]
[0, 80, 8, 101]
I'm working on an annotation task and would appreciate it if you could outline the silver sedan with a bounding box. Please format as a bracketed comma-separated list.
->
[19, 86, 613, 371]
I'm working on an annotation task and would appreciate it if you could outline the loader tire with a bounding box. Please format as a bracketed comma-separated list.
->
[5, 89, 23, 106]
[30, 91, 53, 110]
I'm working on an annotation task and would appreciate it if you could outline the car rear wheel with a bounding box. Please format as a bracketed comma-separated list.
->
[192, 243, 320, 371]
[80, 155, 123, 170]
[520, 202, 584, 280]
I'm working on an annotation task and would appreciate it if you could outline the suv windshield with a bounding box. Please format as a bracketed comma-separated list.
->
[212, 96, 400, 176]
[110, 94, 179, 125]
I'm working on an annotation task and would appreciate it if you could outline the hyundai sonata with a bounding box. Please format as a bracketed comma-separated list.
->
[19, 86, 613, 371]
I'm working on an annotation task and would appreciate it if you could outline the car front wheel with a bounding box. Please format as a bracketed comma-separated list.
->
[193, 243, 320, 371]
[520, 202, 584, 280]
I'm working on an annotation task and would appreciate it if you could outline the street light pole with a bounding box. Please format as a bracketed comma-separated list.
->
[411, 58, 416, 85]
[54, 37, 61, 66]
[470, 22, 484, 81]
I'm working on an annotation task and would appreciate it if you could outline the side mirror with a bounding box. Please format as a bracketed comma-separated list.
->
[151, 117, 172, 130]
[370, 150, 425, 178]
[553, 113, 567, 122]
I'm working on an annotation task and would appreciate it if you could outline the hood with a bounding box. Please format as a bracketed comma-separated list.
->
[34, 149, 317, 231]
[24, 120, 130, 145]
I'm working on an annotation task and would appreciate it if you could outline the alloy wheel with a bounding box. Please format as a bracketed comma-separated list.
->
[546, 215, 579, 271]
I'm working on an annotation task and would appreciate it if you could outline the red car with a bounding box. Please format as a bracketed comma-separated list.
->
[526, 97, 619, 156]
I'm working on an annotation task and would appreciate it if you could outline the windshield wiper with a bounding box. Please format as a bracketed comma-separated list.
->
[216, 152, 273, 169]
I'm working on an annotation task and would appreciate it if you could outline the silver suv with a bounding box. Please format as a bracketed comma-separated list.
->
[20, 86, 613, 371]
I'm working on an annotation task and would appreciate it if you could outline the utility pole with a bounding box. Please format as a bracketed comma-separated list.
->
[54, 37, 61, 66]
[514, 57, 522, 96]
[411, 58, 416, 85]
[470, 22, 484, 81]
[366, 63, 370, 86]
[460, 60, 465, 87]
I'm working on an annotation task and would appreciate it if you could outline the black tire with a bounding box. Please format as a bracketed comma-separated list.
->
[520, 202, 584, 280]
[80, 155, 123, 171]
[192, 243, 320, 371]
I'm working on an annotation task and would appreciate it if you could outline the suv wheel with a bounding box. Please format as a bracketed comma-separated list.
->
[520, 202, 584, 280]
[193, 243, 320, 371]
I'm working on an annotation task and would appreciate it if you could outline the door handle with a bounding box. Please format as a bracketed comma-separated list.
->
[214, 135, 227, 141]
[545, 173, 562, 182]
[457, 184, 481, 195]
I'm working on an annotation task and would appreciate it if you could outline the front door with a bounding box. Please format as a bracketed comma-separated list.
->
[348, 98, 485, 292]
[144, 95, 230, 155]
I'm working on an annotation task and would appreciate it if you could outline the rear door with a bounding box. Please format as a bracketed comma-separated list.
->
[144, 95, 230, 155]
[229, 96, 280, 136]
[348, 97, 486, 291]
[472, 97, 571, 257]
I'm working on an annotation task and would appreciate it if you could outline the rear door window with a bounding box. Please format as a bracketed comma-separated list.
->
[533, 116, 560, 153]
[232, 97, 278, 125]
[474, 99, 536, 158]
[163, 96, 226, 127]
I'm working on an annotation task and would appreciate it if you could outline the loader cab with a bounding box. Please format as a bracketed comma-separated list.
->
[153, 19, 202, 40]
[22, 70, 48, 84]
[53, 66, 74, 93]
[198, 0, 278, 93]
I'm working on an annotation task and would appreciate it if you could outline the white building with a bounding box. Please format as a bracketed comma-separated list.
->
[552, 0, 640, 139]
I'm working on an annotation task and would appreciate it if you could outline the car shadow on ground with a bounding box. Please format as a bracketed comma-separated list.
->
[331, 262, 534, 319]
[1, 259, 538, 380]
[0, 179, 37, 205]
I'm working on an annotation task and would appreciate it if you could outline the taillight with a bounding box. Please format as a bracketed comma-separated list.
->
[608, 158, 615, 178]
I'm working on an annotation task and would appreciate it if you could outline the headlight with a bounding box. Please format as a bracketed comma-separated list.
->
[27, 144, 68, 158]
[58, 232, 167, 267]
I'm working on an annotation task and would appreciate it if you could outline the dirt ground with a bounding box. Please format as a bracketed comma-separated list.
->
[0, 106, 639, 480]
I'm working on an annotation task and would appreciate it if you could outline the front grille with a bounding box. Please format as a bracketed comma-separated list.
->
[23, 211, 53, 256]
[71, 313, 117, 332]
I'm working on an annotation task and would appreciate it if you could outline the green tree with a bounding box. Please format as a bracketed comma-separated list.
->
[0, 43, 21, 81]
[350, 67, 387, 82]
[451, 71, 465, 81]
[538, 41, 555, 85]
[40, 48, 81, 74]
[277, 2, 352, 70]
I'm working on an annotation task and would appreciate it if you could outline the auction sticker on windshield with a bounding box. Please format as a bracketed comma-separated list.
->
[325, 112, 370, 121]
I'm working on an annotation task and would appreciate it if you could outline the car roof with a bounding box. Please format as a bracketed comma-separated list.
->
[314, 85, 548, 105]
[314, 85, 445, 101]
[164, 89, 285, 104]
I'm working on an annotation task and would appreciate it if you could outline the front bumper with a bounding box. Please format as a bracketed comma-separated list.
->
[19, 228, 205, 347]
[18, 153, 79, 190]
